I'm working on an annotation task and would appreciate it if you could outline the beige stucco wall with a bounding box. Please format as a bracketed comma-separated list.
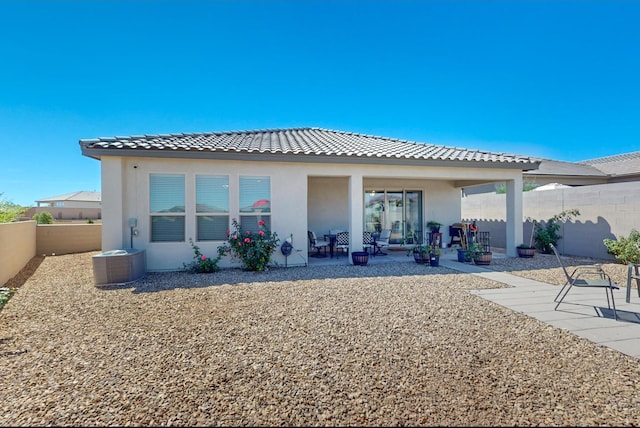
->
[101, 156, 525, 271]
[0, 221, 36, 286]
[36, 224, 102, 256]
[462, 181, 640, 259]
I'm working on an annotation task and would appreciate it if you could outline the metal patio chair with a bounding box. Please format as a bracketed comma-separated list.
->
[626, 263, 640, 303]
[308, 230, 330, 258]
[551, 243, 620, 320]
[363, 231, 375, 255]
[335, 231, 350, 258]
[373, 228, 391, 255]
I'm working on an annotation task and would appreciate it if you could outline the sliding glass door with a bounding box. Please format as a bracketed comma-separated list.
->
[364, 190, 422, 244]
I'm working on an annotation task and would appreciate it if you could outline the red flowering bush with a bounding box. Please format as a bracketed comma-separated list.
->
[183, 238, 221, 273]
[219, 218, 279, 271]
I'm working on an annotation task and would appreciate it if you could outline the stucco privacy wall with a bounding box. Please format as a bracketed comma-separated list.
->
[462, 181, 640, 259]
[36, 224, 102, 256]
[0, 221, 36, 286]
[103, 156, 524, 271]
[0, 223, 102, 286]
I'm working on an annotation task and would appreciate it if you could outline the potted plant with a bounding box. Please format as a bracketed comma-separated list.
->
[517, 219, 537, 258]
[406, 234, 429, 264]
[469, 242, 492, 265]
[428, 244, 441, 267]
[426, 220, 442, 233]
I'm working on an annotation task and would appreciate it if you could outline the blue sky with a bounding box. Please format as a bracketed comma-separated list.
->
[1, 0, 638, 207]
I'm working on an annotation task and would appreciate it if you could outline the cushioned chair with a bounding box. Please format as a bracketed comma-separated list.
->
[373, 229, 391, 256]
[362, 231, 375, 255]
[551, 243, 620, 320]
[308, 230, 330, 258]
[335, 231, 349, 258]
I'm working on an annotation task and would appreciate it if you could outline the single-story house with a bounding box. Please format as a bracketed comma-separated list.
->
[24, 190, 102, 220]
[79, 127, 540, 271]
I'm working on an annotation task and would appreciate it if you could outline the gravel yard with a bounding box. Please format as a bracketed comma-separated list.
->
[1, 251, 638, 426]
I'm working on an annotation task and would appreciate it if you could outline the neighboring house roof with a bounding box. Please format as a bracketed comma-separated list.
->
[524, 158, 607, 178]
[36, 191, 101, 203]
[80, 127, 540, 170]
[523, 151, 640, 186]
[578, 151, 640, 178]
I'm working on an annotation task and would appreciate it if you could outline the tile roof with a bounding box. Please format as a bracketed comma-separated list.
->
[524, 158, 607, 178]
[578, 151, 640, 177]
[80, 127, 539, 168]
[37, 191, 101, 203]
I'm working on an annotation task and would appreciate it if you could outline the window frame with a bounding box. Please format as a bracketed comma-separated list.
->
[149, 173, 186, 243]
[195, 174, 230, 242]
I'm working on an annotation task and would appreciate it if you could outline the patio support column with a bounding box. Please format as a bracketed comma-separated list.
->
[505, 176, 523, 257]
[348, 174, 364, 262]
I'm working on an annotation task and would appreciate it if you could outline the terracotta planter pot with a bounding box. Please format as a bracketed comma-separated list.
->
[413, 251, 428, 264]
[473, 252, 492, 265]
[352, 251, 369, 266]
[517, 246, 536, 258]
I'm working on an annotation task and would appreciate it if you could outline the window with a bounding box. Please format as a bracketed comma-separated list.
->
[196, 175, 229, 241]
[239, 176, 271, 231]
[364, 190, 422, 244]
[150, 174, 185, 242]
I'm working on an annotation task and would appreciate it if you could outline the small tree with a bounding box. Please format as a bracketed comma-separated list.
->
[0, 193, 25, 223]
[534, 209, 580, 254]
[603, 230, 640, 265]
[33, 211, 54, 224]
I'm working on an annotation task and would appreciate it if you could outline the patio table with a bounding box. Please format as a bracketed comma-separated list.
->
[324, 234, 337, 258]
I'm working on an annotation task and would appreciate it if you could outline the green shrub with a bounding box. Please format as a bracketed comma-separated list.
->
[603, 230, 640, 264]
[219, 218, 279, 271]
[183, 238, 221, 273]
[534, 209, 580, 254]
[33, 211, 54, 224]
[0, 287, 16, 312]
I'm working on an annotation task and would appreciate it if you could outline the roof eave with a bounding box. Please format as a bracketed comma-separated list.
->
[80, 147, 539, 170]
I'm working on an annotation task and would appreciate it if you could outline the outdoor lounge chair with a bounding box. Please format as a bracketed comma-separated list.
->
[550, 243, 620, 320]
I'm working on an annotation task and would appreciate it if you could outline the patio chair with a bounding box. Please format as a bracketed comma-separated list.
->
[626, 263, 640, 303]
[550, 243, 620, 320]
[363, 231, 375, 255]
[308, 230, 330, 258]
[373, 228, 391, 255]
[335, 231, 349, 258]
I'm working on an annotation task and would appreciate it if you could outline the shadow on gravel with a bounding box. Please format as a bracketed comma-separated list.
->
[4, 255, 45, 288]
[95, 263, 469, 294]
